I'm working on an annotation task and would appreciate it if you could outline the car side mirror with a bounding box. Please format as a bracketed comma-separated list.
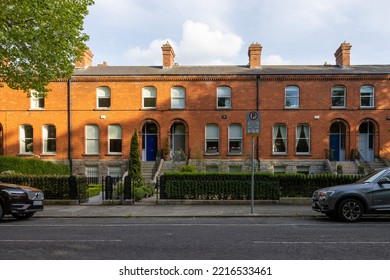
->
[378, 177, 390, 185]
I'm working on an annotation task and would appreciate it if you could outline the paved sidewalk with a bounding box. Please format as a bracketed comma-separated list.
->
[34, 203, 322, 218]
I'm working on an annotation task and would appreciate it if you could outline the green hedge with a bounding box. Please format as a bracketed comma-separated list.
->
[160, 173, 280, 200]
[0, 174, 88, 201]
[160, 172, 362, 200]
[0, 156, 70, 175]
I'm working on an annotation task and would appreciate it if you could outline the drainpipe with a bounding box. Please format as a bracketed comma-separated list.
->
[67, 78, 73, 175]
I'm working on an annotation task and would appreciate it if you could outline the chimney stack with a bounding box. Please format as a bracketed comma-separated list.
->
[75, 49, 93, 68]
[162, 42, 175, 68]
[248, 43, 262, 68]
[334, 42, 352, 67]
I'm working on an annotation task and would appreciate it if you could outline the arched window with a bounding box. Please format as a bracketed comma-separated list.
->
[20, 124, 33, 154]
[273, 124, 287, 154]
[96, 86, 111, 109]
[205, 124, 219, 153]
[85, 125, 99, 154]
[43, 124, 56, 154]
[142, 87, 157, 109]
[228, 124, 242, 154]
[108, 124, 122, 154]
[285, 86, 299, 108]
[217, 86, 231, 109]
[296, 124, 310, 154]
[171, 87, 186, 109]
[360, 86, 374, 108]
[331, 86, 346, 108]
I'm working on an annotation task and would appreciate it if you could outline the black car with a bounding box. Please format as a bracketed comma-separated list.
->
[0, 182, 44, 220]
[312, 168, 390, 222]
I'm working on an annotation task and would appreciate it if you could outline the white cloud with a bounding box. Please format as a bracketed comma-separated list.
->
[123, 20, 244, 66]
[263, 55, 291, 65]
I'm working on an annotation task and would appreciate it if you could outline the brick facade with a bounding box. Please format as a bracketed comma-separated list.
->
[1, 42, 390, 178]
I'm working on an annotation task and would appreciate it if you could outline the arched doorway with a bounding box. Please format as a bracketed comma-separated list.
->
[358, 120, 375, 162]
[329, 121, 347, 161]
[142, 122, 158, 161]
[170, 122, 186, 160]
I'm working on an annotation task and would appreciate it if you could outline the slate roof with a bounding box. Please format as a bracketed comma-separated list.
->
[73, 64, 390, 77]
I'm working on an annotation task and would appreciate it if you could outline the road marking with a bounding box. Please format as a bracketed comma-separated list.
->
[0, 239, 122, 242]
[253, 241, 390, 244]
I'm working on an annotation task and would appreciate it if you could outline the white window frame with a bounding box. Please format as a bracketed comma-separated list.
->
[85, 125, 99, 155]
[273, 124, 287, 155]
[42, 124, 56, 154]
[108, 124, 122, 154]
[205, 124, 219, 154]
[296, 124, 310, 154]
[96, 86, 111, 109]
[107, 166, 122, 179]
[285, 86, 299, 109]
[20, 124, 33, 154]
[331, 86, 346, 108]
[360, 86, 374, 108]
[171, 87, 186, 109]
[142, 87, 157, 109]
[228, 124, 242, 154]
[30, 90, 44, 110]
[217, 86, 231, 109]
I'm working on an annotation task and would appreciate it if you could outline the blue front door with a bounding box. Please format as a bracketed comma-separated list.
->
[146, 135, 157, 161]
[330, 134, 340, 161]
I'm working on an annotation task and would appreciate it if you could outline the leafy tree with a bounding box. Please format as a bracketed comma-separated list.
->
[0, 0, 94, 96]
[128, 129, 142, 180]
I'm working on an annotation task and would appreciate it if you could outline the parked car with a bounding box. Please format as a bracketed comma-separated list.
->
[0, 182, 44, 221]
[312, 168, 390, 222]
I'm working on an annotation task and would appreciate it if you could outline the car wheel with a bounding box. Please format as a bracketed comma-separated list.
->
[338, 198, 363, 222]
[12, 212, 35, 220]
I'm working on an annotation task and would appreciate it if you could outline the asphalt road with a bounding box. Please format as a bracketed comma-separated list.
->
[1, 216, 390, 260]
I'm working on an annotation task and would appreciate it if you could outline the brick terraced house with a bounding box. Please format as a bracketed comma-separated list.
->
[1, 42, 390, 180]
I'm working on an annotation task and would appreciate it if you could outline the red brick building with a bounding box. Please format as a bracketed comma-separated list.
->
[1, 42, 390, 179]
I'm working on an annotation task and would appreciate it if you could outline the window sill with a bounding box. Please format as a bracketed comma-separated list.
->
[141, 108, 156, 110]
[95, 108, 111, 111]
[216, 107, 231, 110]
[330, 107, 346, 110]
[82, 153, 100, 156]
[284, 107, 299, 110]
[28, 108, 44, 111]
[40, 153, 57, 156]
[228, 152, 243, 156]
[17, 153, 34, 156]
[272, 153, 288, 156]
[106, 153, 123, 156]
[204, 152, 220, 156]
[295, 153, 311, 156]
[360, 107, 375, 110]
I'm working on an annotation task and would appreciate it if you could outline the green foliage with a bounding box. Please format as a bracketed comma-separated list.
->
[128, 129, 142, 181]
[160, 172, 280, 200]
[160, 172, 363, 200]
[134, 188, 146, 201]
[87, 184, 101, 197]
[0, 0, 94, 95]
[0, 174, 88, 200]
[179, 165, 196, 173]
[0, 156, 70, 175]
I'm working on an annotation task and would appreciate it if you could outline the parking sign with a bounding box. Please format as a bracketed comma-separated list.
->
[246, 111, 260, 135]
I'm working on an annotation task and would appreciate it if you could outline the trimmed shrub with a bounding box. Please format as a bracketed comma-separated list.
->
[0, 156, 70, 175]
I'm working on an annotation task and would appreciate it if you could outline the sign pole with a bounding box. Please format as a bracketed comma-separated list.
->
[251, 136, 254, 214]
[246, 111, 260, 215]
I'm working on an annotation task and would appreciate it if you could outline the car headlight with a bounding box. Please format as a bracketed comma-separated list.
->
[4, 190, 26, 198]
[318, 190, 335, 201]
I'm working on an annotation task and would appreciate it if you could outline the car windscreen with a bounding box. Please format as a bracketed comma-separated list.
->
[356, 169, 388, 183]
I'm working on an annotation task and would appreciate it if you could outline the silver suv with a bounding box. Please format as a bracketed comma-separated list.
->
[312, 168, 390, 222]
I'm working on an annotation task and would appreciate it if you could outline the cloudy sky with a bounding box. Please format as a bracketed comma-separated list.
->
[83, 0, 390, 66]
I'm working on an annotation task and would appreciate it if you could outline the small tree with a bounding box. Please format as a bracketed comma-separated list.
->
[128, 129, 142, 181]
